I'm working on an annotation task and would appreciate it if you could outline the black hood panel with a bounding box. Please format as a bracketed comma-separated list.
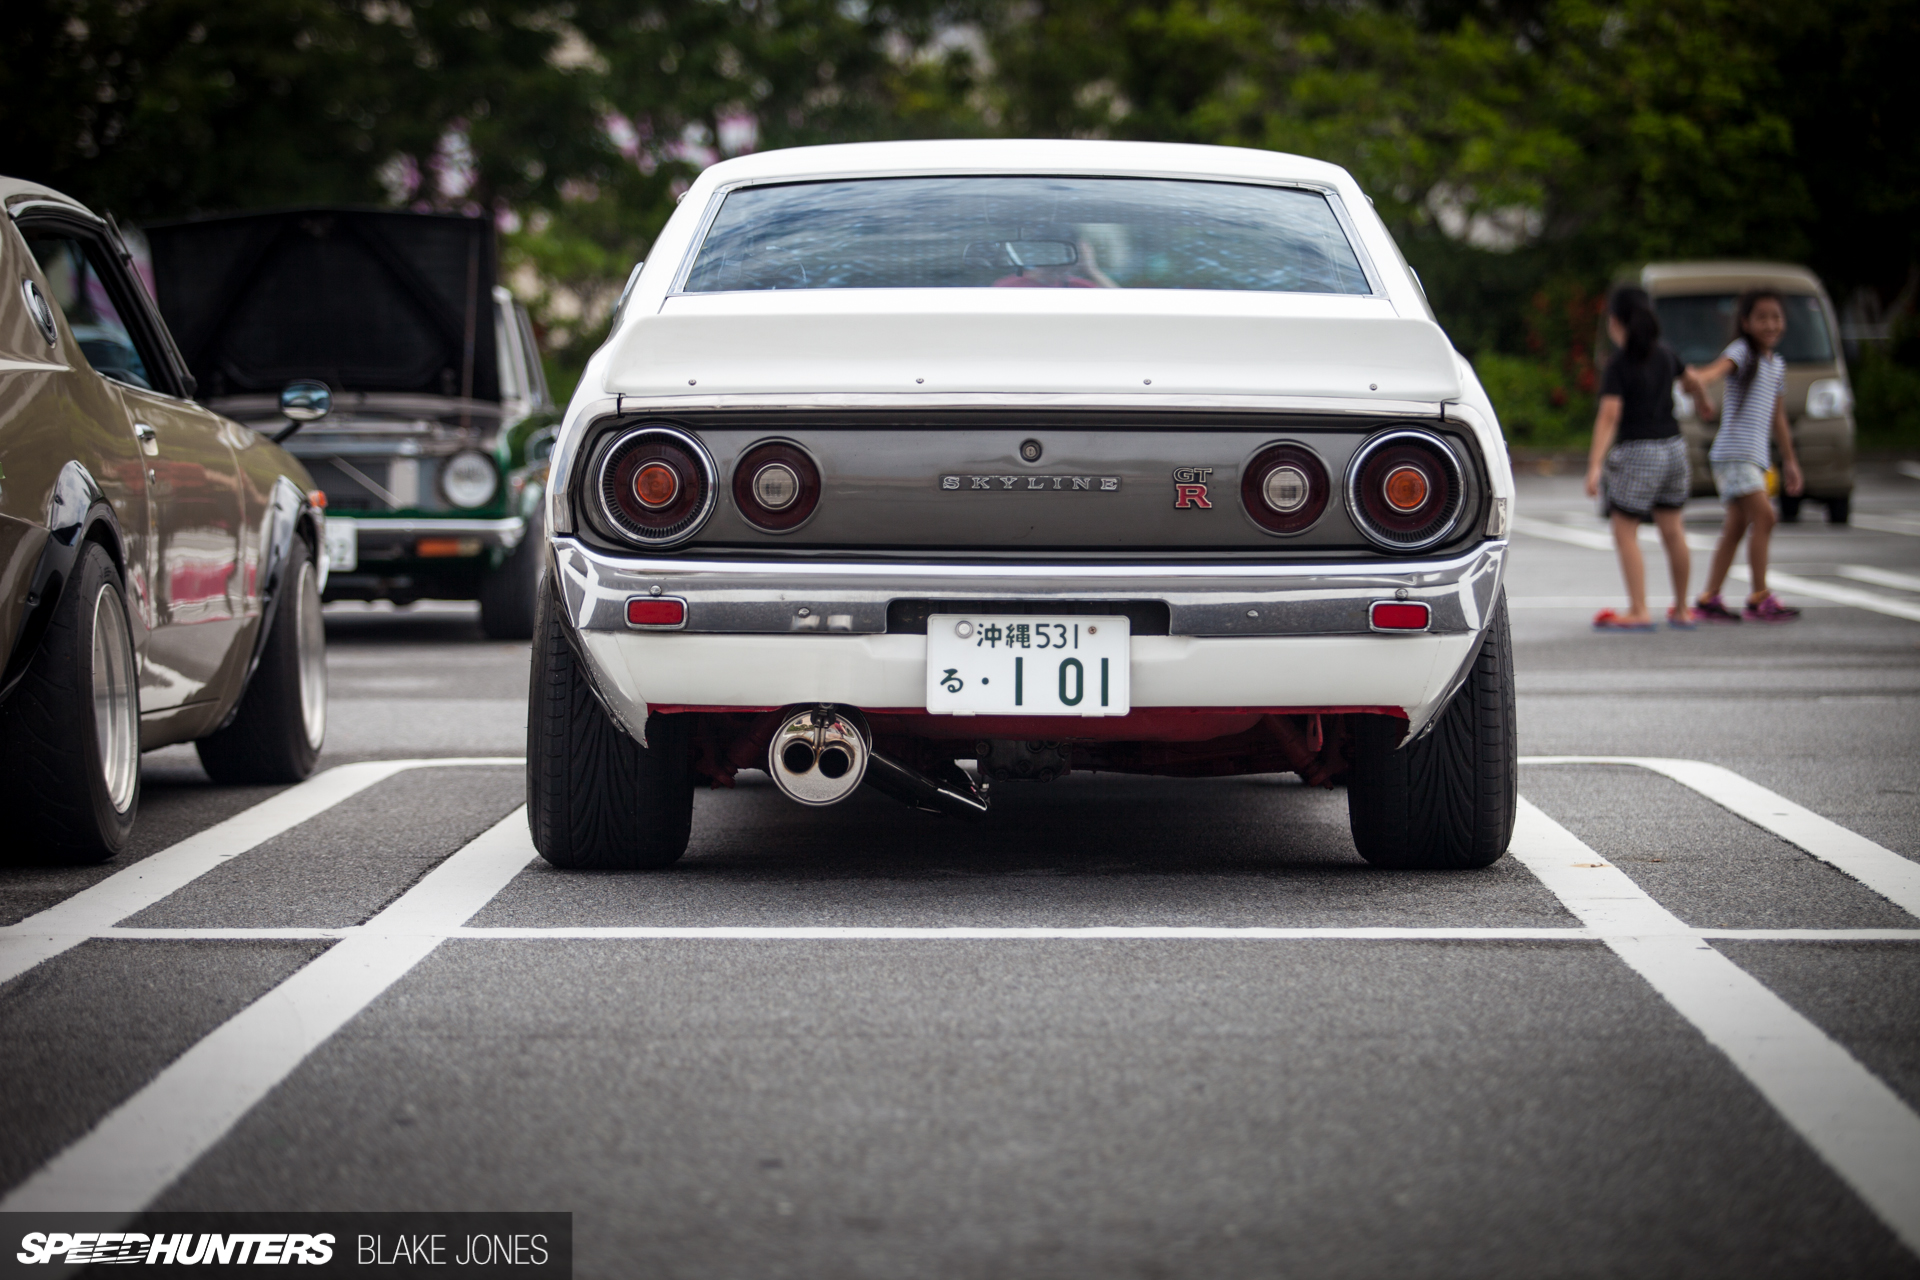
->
[146, 208, 498, 402]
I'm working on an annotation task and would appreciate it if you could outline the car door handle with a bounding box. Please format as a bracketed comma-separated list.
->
[135, 422, 159, 455]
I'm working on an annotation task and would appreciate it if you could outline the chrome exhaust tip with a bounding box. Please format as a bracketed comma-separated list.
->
[768, 706, 870, 806]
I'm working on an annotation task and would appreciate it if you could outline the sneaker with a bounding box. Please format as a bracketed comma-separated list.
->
[1693, 594, 1741, 623]
[1744, 592, 1801, 623]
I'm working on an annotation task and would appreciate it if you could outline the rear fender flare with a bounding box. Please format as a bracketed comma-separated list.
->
[0, 462, 128, 704]
[216, 476, 318, 730]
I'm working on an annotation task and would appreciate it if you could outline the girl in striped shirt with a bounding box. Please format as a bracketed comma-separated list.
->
[1688, 289, 1804, 622]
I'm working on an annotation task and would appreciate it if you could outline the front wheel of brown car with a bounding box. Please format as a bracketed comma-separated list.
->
[197, 539, 326, 785]
[1346, 593, 1516, 869]
[0, 541, 141, 863]
[528, 570, 693, 870]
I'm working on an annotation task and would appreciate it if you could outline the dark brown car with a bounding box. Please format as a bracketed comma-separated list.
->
[0, 178, 328, 862]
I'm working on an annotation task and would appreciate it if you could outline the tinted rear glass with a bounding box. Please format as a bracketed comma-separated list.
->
[1655, 294, 1834, 365]
[683, 177, 1372, 295]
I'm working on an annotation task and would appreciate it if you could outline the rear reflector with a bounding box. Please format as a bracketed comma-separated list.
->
[627, 597, 687, 628]
[1370, 602, 1430, 631]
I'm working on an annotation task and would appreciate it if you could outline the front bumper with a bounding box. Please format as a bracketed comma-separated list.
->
[556, 538, 1506, 742]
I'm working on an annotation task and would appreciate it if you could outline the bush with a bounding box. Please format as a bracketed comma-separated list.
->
[1474, 352, 1592, 448]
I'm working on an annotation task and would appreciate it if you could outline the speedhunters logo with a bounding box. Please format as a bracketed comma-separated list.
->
[0, 1215, 568, 1278]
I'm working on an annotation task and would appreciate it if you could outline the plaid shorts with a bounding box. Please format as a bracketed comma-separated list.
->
[1600, 436, 1690, 520]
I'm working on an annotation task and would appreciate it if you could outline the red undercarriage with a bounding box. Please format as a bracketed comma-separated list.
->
[660, 705, 1409, 790]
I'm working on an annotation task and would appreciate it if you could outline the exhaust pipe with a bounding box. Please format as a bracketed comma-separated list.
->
[766, 704, 991, 819]
[768, 706, 871, 806]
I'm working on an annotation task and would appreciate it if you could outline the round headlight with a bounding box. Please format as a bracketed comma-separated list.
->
[1240, 443, 1329, 535]
[442, 450, 499, 508]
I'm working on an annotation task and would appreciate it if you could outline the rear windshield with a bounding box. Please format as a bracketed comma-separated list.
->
[1655, 294, 1835, 365]
[681, 177, 1372, 295]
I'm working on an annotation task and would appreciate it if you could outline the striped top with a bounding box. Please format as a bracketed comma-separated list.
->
[1710, 338, 1786, 467]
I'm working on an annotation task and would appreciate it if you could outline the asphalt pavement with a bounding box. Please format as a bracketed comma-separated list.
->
[3, 462, 1918, 1278]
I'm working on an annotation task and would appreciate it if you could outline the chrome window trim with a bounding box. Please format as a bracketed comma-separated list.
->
[668, 173, 1385, 299]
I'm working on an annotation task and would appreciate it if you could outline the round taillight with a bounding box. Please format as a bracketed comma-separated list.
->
[733, 440, 820, 532]
[1241, 443, 1329, 535]
[594, 426, 716, 546]
[1345, 429, 1465, 551]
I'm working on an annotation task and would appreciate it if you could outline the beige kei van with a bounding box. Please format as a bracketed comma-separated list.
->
[1630, 262, 1856, 523]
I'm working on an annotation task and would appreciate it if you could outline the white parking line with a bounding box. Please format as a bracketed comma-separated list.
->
[1851, 513, 1920, 537]
[1523, 757, 1920, 918]
[0, 758, 521, 987]
[1510, 515, 1920, 622]
[1841, 564, 1920, 594]
[1510, 799, 1920, 1255]
[0, 807, 537, 1214]
[1898, 463, 1920, 482]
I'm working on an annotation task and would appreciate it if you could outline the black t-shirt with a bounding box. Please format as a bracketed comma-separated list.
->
[1600, 342, 1682, 441]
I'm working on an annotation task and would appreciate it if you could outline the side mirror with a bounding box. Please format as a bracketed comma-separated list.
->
[275, 380, 332, 443]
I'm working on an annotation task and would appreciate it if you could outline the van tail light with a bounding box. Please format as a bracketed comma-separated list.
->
[1346, 430, 1465, 552]
[627, 596, 687, 628]
[594, 426, 717, 547]
[1370, 601, 1430, 631]
[1241, 443, 1329, 535]
[733, 440, 821, 532]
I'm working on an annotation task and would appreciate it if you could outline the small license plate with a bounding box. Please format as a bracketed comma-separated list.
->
[323, 516, 357, 574]
[925, 615, 1130, 716]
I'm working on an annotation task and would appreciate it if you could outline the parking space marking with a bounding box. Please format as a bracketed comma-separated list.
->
[0, 807, 537, 1214]
[1855, 513, 1920, 537]
[1511, 515, 1920, 621]
[1524, 757, 1920, 918]
[0, 758, 521, 988]
[1511, 799, 1920, 1255]
[1841, 564, 1920, 594]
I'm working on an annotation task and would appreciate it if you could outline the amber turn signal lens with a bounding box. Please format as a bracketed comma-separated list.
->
[633, 461, 681, 509]
[1383, 465, 1429, 512]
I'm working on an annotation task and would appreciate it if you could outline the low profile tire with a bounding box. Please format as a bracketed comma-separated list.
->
[1827, 494, 1850, 524]
[527, 568, 693, 869]
[1347, 592, 1516, 869]
[0, 540, 141, 862]
[479, 511, 542, 641]
[196, 538, 326, 784]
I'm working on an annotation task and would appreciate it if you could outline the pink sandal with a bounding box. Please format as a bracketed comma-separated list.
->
[1593, 609, 1656, 632]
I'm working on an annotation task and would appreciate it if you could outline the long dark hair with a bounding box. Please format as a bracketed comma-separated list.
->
[1609, 286, 1660, 362]
[1733, 287, 1784, 390]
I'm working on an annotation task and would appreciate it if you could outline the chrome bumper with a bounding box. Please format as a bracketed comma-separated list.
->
[554, 538, 1507, 637]
[352, 516, 527, 555]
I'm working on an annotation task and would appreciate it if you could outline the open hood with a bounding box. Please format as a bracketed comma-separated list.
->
[145, 207, 498, 403]
[602, 291, 1461, 405]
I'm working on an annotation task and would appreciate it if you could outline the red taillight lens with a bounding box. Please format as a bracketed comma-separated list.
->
[595, 427, 715, 546]
[1347, 431, 1465, 551]
[627, 597, 686, 627]
[733, 440, 821, 532]
[1370, 602, 1430, 631]
[1240, 443, 1329, 535]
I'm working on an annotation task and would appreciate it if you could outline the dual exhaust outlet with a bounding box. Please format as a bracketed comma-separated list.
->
[768, 705, 989, 818]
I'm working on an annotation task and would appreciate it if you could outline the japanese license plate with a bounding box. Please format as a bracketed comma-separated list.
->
[925, 615, 1130, 716]
[323, 516, 357, 574]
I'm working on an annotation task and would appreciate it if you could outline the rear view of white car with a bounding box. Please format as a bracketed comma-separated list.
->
[530, 140, 1516, 871]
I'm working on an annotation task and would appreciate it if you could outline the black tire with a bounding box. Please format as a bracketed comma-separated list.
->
[1827, 494, 1850, 524]
[479, 512, 542, 641]
[1779, 493, 1802, 523]
[527, 567, 693, 869]
[1347, 593, 1516, 869]
[197, 537, 326, 785]
[0, 540, 141, 862]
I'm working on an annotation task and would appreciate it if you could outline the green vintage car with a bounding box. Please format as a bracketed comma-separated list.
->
[146, 209, 556, 636]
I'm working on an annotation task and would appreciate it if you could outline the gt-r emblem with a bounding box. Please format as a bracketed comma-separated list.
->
[1172, 467, 1213, 509]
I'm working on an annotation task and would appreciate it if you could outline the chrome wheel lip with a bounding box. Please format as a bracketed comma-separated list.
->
[294, 557, 328, 749]
[91, 585, 139, 813]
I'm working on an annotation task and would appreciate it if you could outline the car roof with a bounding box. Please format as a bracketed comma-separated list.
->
[692, 139, 1356, 189]
[0, 176, 102, 220]
[1635, 261, 1828, 296]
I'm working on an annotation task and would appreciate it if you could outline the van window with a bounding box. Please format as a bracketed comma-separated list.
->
[1655, 294, 1835, 365]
